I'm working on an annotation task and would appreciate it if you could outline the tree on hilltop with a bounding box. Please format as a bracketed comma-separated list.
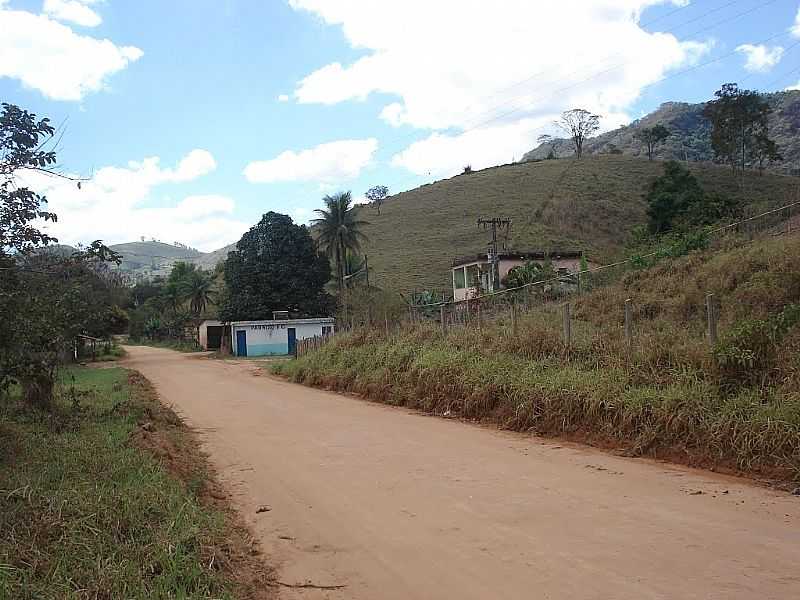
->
[365, 185, 389, 215]
[555, 109, 601, 158]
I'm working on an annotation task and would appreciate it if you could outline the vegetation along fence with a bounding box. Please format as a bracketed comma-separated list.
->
[298, 198, 800, 367]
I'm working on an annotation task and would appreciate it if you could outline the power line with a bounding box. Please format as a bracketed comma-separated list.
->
[367, 0, 767, 171]
[412, 199, 800, 308]
[368, 0, 787, 198]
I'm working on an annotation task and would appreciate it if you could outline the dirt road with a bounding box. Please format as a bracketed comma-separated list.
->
[125, 346, 799, 599]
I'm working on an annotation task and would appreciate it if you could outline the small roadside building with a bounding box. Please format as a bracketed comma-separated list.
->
[451, 250, 584, 301]
[229, 317, 334, 357]
[198, 320, 225, 350]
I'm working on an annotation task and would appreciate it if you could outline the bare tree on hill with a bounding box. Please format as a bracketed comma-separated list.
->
[555, 109, 601, 158]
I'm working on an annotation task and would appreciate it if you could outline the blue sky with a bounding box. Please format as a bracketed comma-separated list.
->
[1, 0, 799, 251]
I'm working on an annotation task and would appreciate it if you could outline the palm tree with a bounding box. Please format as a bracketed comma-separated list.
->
[311, 191, 369, 292]
[181, 270, 217, 315]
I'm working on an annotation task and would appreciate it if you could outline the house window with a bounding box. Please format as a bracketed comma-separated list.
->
[466, 264, 481, 288]
[453, 267, 466, 290]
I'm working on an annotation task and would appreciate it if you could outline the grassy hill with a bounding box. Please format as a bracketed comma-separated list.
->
[358, 155, 799, 294]
[106, 241, 203, 279]
[521, 90, 800, 173]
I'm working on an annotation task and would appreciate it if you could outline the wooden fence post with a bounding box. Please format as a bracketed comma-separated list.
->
[624, 298, 633, 355]
[440, 305, 446, 335]
[563, 303, 571, 349]
[706, 294, 718, 347]
[511, 300, 518, 337]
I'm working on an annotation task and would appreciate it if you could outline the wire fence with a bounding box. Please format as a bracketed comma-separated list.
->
[298, 197, 800, 359]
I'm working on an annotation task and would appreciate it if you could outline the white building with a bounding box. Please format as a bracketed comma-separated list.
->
[230, 318, 334, 357]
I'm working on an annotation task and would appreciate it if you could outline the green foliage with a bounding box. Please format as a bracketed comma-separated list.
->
[634, 124, 670, 160]
[365, 185, 389, 214]
[0, 103, 57, 253]
[703, 83, 774, 172]
[714, 304, 800, 385]
[220, 211, 333, 321]
[312, 191, 370, 292]
[645, 161, 705, 233]
[0, 367, 243, 598]
[645, 161, 739, 234]
[629, 229, 710, 268]
[503, 260, 556, 289]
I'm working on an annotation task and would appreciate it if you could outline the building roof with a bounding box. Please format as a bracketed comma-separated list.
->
[229, 318, 335, 326]
[452, 250, 582, 267]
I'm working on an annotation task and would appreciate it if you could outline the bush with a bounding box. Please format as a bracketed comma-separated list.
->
[715, 304, 800, 385]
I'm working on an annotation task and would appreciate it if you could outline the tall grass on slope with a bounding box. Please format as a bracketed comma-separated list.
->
[275, 235, 800, 482]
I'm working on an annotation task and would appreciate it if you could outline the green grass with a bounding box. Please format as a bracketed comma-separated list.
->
[357, 155, 799, 293]
[275, 234, 800, 482]
[0, 367, 265, 599]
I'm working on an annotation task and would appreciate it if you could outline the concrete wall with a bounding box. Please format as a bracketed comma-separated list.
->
[231, 319, 335, 357]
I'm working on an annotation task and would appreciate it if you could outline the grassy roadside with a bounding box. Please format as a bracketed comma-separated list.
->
[274, 235, 800, 484]
[0, 366, 273, 599]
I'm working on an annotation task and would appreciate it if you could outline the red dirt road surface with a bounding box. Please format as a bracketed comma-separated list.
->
[125, 346, 800, 600]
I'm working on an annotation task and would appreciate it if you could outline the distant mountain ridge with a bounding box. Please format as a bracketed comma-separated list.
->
[521, 90, 800, 173]
[43, 241, 237, 279]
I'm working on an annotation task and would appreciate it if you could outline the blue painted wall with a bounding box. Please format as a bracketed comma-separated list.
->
[247, 342, 289, 356]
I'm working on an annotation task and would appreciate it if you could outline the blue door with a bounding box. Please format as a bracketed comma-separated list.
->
[236, 330, 247, 357]
[287, 328, 297, 356]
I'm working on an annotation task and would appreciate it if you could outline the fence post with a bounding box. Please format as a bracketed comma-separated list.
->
[563, 303, 571, 349]
[706, 293, 718, 347]
[624, 298, 633, 355]
[440, 305, 446, 335]
[511, 300, 518, 337]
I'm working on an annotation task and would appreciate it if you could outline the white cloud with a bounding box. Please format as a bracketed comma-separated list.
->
[289, 0, 710, 176]
[18, 150, 247, 251]
[793, 7, 800, 37]
[43, 0, 102, 27]
[0, 3, 141, 100]
[243, 138, 378, 183]
[277, 93, 290, 102]
[736, 44, 784, 73]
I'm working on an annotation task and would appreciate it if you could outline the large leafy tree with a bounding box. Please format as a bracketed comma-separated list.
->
[312, 191, 369, 292]
[703, 83, 774, 173]
[0, 103, 121, 407]
[220, 212, 333, 321]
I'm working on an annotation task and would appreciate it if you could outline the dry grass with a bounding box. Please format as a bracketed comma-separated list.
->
[275, 234, 800, 483]
[358, 155, 798, 293]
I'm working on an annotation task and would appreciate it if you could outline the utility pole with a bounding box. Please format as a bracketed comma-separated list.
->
[477, 217, 511, 292]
